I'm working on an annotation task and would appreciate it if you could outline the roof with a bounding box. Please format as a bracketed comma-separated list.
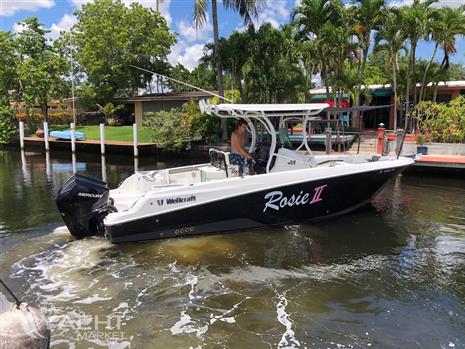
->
[115, 90, 218, 102]
[326, 105, 392, 113]
[309, 80, 465, 95]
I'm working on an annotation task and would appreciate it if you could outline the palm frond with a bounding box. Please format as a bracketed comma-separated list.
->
[193, 0, 209, 29]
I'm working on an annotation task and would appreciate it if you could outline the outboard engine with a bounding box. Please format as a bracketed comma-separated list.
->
[56, 173, 115, 238]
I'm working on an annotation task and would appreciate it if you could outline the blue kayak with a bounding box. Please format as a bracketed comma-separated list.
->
[50, 130, 85, 140]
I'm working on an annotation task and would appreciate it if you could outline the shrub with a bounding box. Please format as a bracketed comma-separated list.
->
[97, 103, 124, 125]
[0, 105, 17, 144]
[144, 100, 220, 151]
[14, 108, 77, 125]
[412, 96, 465, 143]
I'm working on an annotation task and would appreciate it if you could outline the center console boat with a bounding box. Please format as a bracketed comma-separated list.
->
[56, 102, 413, 243]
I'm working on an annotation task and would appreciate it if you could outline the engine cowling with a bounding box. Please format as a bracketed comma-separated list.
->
[56, 173, 114, 238]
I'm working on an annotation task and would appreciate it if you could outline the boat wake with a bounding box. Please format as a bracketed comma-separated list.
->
[276, 293, 301, 349]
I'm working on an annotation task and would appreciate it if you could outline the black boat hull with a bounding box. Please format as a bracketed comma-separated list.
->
[106, 166, 407, 243]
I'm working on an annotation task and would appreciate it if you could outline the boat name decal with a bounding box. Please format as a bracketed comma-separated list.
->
[263, 184, 328, 212]
[158, 195, 196, 206]
[78, 192, 103, 198]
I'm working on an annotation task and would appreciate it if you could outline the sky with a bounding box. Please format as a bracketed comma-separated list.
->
[1, 0, 464, 72]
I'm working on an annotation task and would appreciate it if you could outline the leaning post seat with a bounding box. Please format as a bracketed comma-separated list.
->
[270, 148, 317, 173]
[209, 148, 230, 177]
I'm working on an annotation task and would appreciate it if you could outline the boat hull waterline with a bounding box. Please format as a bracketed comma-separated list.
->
[106, 165, 407, 243]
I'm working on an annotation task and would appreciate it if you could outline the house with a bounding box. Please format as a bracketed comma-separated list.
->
[309, 81, 465, 130]
[114, 91, 217, 126]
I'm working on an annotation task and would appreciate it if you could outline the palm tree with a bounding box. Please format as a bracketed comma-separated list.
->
[292, 0, 337, 99]
[437, 7, 465, 74]
[418, 7, 441, 102]
[193, 0, 264, 141]
[241, 24, 305, 104]
[353, 0, 386, 74]
[375, 9, 406, 130]
[400, 0, 437, 108]
[418, 5, 465, 102]
[201, 30, 252, 98]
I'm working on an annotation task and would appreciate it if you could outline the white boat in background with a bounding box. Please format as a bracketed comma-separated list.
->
[56, 102, 413, 243]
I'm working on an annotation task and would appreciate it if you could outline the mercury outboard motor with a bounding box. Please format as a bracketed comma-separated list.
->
[56, 173, 115, 238]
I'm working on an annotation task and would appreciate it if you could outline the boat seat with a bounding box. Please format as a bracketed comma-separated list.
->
[270, 148, 317, 173]
[209, 148, 230, 177]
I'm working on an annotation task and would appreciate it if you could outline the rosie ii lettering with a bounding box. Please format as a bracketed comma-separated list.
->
[263, 185, 328, 212]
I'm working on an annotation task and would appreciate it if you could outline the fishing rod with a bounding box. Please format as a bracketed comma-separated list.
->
[0, 278, 21, 308]
[129, 64, 233, 103]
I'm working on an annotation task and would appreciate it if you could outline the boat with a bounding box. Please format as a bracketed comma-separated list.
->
[288, 133, 355, 145]
[56, 102, 414, 243]
[50, 130, 85, 140]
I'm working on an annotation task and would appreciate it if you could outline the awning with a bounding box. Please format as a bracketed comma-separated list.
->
[371, 89, 393, 97]
[310, 93, 348, 100]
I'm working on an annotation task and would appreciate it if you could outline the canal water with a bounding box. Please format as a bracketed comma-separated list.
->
[1, 149, 464, 349]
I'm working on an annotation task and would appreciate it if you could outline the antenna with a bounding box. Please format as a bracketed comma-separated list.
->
[129, 64, 232, 103]
[70, 34, 76, 125]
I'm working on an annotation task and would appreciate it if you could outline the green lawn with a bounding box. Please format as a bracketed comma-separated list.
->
[33, 125, 153, 143]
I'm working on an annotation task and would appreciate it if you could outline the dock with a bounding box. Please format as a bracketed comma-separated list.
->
[398, 154, 465, 175]
[22, 137, 157, 155]
[415, 154, 465, 168]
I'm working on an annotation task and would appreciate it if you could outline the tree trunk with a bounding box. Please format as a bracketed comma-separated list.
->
[411, 43, 417, 105]
[419, 43, 438, 102]
[42, 102, 49, 124]
[211, 0, 227, 142]
[392, 49, 398, 131]
[321, 60, 330, 100]
[405, 46, 411, 129]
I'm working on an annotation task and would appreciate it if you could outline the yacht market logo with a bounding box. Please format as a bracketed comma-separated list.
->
[263, 185, 328, 212]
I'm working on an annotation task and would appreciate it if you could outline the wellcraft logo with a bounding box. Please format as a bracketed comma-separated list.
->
[157, 195, 196, 206]
[263, 184, 328, 212]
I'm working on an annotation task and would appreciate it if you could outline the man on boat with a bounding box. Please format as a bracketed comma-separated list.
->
[230, 119, 254, 175]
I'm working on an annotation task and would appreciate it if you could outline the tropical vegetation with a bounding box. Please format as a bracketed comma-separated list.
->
[0, 104, 17, 144]
[143, 100, 221, 151]
[413, 95, 465, 143]
[1, 0, 465, 148]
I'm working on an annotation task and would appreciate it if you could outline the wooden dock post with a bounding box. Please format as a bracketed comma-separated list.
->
[100, 123, 105, 155]
[70, 122, 76, 153]
[43, 121, 50, 152]
[133, 123, 138, 157]
[377, 123, 385, 155]
[19, 121, 24, 150]
[325, 127, 332, 154]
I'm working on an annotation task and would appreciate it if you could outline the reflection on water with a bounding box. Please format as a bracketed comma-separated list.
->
[1, 149, 465, 348]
